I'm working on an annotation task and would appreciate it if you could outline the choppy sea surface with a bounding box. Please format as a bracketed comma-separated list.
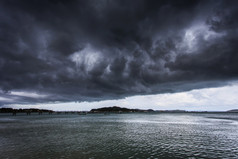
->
[0, 113, 238, 159]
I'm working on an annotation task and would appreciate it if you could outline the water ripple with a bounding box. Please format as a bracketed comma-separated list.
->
[0, 113, 238, 159]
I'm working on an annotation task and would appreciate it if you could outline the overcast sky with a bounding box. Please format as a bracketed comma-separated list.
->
[0, 0, 238, 111]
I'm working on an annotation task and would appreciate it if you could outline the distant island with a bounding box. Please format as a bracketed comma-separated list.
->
[90, 106, 154, 113]
[0, 108, 88, 115]
[227, 109, 238, 113]
[89, 106, 238, 114]
[0, 108, 53, 113]
[0, 108, 54, 115]
[0, 107, 238, 116]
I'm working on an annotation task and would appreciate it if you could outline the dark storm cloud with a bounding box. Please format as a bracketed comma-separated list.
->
[0, 0, 238, 105]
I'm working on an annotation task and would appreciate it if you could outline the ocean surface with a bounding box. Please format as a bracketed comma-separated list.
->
[0, 113, 238, 159]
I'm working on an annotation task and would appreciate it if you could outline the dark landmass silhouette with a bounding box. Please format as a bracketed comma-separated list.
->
[0, 107, 237, 115]
[0, 108, 89, 115]
[90, 106, 154, 113]
[0, 108, 53, 113]
[227, 109, 238, 112]
[90, 106, 238, 113]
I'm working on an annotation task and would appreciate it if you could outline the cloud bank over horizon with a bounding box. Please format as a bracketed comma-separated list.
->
[0, 0, 238, 109]
[7, 81, 238, 111]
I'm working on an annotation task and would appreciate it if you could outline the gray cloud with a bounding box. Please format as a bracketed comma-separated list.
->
[0, 0, 238, 105]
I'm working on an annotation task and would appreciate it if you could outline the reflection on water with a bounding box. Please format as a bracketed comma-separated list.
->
[0, 113, 238, 159]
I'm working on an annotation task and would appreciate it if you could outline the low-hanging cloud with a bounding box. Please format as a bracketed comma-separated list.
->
[0, 0, 238, 105]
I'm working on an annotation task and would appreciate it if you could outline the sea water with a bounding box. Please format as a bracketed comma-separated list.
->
[0, 113, 238, 159]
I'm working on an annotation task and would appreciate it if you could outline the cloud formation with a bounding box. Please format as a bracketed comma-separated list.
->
[9, 81, 238, 111]
[0, 0, 238, 105]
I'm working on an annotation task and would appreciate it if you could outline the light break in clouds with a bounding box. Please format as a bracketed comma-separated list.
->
[7, 81, 238, 111]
